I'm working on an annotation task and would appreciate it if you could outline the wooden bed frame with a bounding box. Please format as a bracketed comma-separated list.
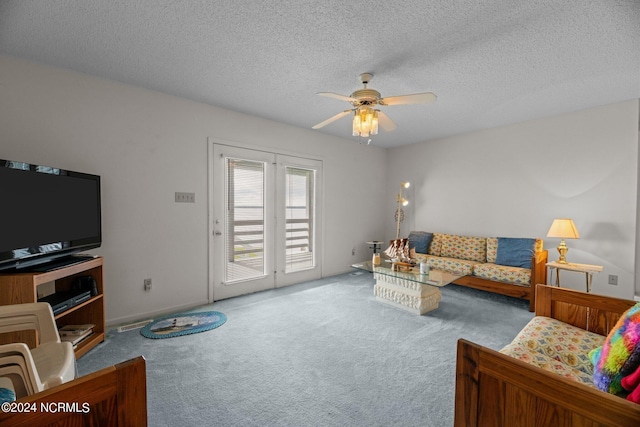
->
[453, 250, 548, 312]
[455, 284, 640, 426]
[0, 356, 147, 426]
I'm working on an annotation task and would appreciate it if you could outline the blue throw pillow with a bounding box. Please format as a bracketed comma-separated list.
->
[495, 237, 536, 269]
[408, 231, 433, 254]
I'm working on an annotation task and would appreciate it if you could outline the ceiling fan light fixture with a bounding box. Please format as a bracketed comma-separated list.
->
[352, 107, 378, 137]
[313, 72, 435, 139]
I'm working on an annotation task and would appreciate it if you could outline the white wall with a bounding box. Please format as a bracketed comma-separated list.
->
[387, 100, 639, 299]
[636, 121, 640, 300]
[2, 53, 636, 323]
[0, 54, 388, 324]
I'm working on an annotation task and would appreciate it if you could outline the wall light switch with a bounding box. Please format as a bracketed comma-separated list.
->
[175, 192, 195, 203]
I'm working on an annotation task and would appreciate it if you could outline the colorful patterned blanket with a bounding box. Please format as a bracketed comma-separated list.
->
[590, 303, 640, 404]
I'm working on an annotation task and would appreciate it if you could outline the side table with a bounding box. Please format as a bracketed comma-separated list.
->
[546, 261, 603, 293]
[367, 240, 385, 265]
[367, 241, 385, 255]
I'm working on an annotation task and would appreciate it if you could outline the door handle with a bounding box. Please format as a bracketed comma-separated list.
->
[214, 231, 222, 236]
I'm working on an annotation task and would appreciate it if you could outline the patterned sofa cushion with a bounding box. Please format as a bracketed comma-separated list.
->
[473, 263, 532, 286]
[427, 233, 444, 256]
[422, 255, 479, 276]
[486, 238, 498, 263]
[440, 234, 486, 262]
[505, 316, 606, 377]
[500, 341, 595, 385]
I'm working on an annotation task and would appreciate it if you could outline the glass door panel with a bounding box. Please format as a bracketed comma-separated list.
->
[275, 154, 322, 287]
[225, 158, 266, 283]
[285, 166, 315, 273]
[211, 144, 275, 300]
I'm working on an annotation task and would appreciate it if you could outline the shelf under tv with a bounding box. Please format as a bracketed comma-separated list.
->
[0, 256, 105, 359]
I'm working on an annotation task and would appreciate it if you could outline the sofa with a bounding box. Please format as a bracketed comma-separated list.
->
[455, 284, 640, 426]
[409, 231, 548, 311]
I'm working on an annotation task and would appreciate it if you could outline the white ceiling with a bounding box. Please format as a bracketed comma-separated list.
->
[1, 1, 639, 148]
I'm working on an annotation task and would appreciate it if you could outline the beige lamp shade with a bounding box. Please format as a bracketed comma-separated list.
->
[546, 218, 579, 263]
[546, 219, 580, 239]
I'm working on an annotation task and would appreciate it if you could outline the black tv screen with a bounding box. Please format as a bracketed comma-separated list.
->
[0, 159, 101, 271]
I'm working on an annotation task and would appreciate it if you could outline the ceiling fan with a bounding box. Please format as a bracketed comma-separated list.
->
[312, 72, 437, 137]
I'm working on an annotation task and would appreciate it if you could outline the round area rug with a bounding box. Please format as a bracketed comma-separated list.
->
[140, 311, 227, 339]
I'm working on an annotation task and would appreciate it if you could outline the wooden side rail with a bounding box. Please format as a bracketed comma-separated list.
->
[455, 339, 640, 427]
[0, 356, 147, 427]
[453, 249, 548, 312]
[455, 285, 640, 427]
[535, 284, 636, 335]
[530, 249, 549, 308]
[453, 275, 531, 301]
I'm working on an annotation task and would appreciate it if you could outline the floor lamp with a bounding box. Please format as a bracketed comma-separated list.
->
[395, 181, 410, 239]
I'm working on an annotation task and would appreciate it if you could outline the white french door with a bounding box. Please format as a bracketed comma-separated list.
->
[275, 154, 323, 287]
[210, 143, 322, 300]
[211, 145, 274, 300]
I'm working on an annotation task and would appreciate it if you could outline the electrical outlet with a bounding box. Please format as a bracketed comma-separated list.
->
[175, 192, 195, 203]
[608, 274, 618, 285]
[144, 278, 152, 291]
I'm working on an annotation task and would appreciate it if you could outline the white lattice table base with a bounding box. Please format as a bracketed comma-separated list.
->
[373, 277, 442, 315]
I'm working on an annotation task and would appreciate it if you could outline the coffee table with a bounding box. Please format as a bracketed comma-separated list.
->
[351, 260, 463, 315]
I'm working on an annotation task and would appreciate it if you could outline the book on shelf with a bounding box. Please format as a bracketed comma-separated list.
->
[60, 329, 93, 346]
[71, 333, 93, 350]
[59, 324, 95, 336]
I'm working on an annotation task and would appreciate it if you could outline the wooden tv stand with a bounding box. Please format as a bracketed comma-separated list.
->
[0, 256, 105, 358]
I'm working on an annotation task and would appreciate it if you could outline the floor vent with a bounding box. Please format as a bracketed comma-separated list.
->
[117, 319, 153, 333]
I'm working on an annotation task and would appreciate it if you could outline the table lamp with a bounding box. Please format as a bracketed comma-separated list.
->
[546, 218, 580, 264]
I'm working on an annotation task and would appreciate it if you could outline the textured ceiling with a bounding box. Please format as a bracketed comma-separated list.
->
[0, 0, 639, 148]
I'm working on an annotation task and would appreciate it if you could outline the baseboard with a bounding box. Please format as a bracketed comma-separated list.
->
[106, 300, 210, 329]
[634, 295, 640, 302]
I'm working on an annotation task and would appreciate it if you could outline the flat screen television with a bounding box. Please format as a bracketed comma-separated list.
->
[0, 159, 101, 271]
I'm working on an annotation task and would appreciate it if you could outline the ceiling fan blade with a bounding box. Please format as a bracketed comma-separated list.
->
[317, 92, 358, 103]
[380, 92, 437, 106]
[377, 111, 397, 132]
[312, 110, 352, 129]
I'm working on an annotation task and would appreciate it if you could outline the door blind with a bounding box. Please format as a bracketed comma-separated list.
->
[225, 158, 266, 283]
[284, 166, 315, 272]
